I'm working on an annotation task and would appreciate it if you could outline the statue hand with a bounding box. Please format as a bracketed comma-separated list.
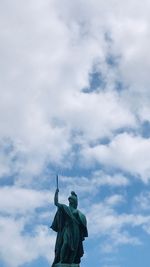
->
[55, 188, 59, 194]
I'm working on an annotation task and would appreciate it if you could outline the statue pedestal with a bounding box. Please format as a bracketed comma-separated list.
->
[54, 264, 79, 267]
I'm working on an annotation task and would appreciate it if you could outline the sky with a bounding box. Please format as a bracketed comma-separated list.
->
[0, 0, 150, 267]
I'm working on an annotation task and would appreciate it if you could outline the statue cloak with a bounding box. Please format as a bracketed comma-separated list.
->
[51, 204, 88, 265]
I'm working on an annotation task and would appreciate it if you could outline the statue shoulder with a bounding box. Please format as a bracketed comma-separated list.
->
[60, 204, 72, 216]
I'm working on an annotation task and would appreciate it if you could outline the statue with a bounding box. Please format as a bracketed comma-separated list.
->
[50, 177, 88, 266]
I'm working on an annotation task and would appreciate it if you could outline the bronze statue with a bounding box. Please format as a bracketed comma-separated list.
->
[51, 183, 88, 266]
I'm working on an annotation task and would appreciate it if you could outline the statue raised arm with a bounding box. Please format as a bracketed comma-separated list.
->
[54, 189, 59, 207]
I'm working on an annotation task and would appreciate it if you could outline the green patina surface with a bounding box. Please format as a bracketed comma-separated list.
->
[51, 190, 88, 266]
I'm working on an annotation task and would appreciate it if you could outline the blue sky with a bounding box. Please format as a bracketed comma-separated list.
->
[0, 1, 150, 267]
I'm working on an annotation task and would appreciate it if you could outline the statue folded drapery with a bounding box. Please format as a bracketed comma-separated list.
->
[51, 190, 88, 266]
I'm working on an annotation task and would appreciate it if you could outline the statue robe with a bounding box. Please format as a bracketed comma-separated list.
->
[51, 204, 88, 265]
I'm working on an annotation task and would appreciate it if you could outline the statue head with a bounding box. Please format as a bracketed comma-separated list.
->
[68, 191, 78, 208]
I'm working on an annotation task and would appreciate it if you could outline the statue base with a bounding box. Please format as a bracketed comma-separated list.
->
[54, 264, 79, 267]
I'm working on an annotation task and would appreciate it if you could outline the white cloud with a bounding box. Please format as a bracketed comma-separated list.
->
[59, 172, 129, 200]
[0, 216, 55, 267]
[1, 0, 150, 265]
[81, 133, 150, 182]
[134, 191, 150, 212]
[0, 0, 144, 179]
[92, 171, 129, 187]
[87, 197, 150, 251]
[0, 186, 53, 215]
[0, 184, 56, 266]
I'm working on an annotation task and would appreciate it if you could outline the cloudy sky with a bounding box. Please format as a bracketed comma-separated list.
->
[0, 0, 150, 266]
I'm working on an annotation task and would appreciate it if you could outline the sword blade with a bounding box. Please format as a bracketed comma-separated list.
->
[56, 174, 59, 190]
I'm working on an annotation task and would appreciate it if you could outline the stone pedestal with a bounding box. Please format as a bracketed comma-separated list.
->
[54, 264, 79, 267]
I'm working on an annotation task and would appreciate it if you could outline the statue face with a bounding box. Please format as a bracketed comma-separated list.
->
[68, 197, 78, 209]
